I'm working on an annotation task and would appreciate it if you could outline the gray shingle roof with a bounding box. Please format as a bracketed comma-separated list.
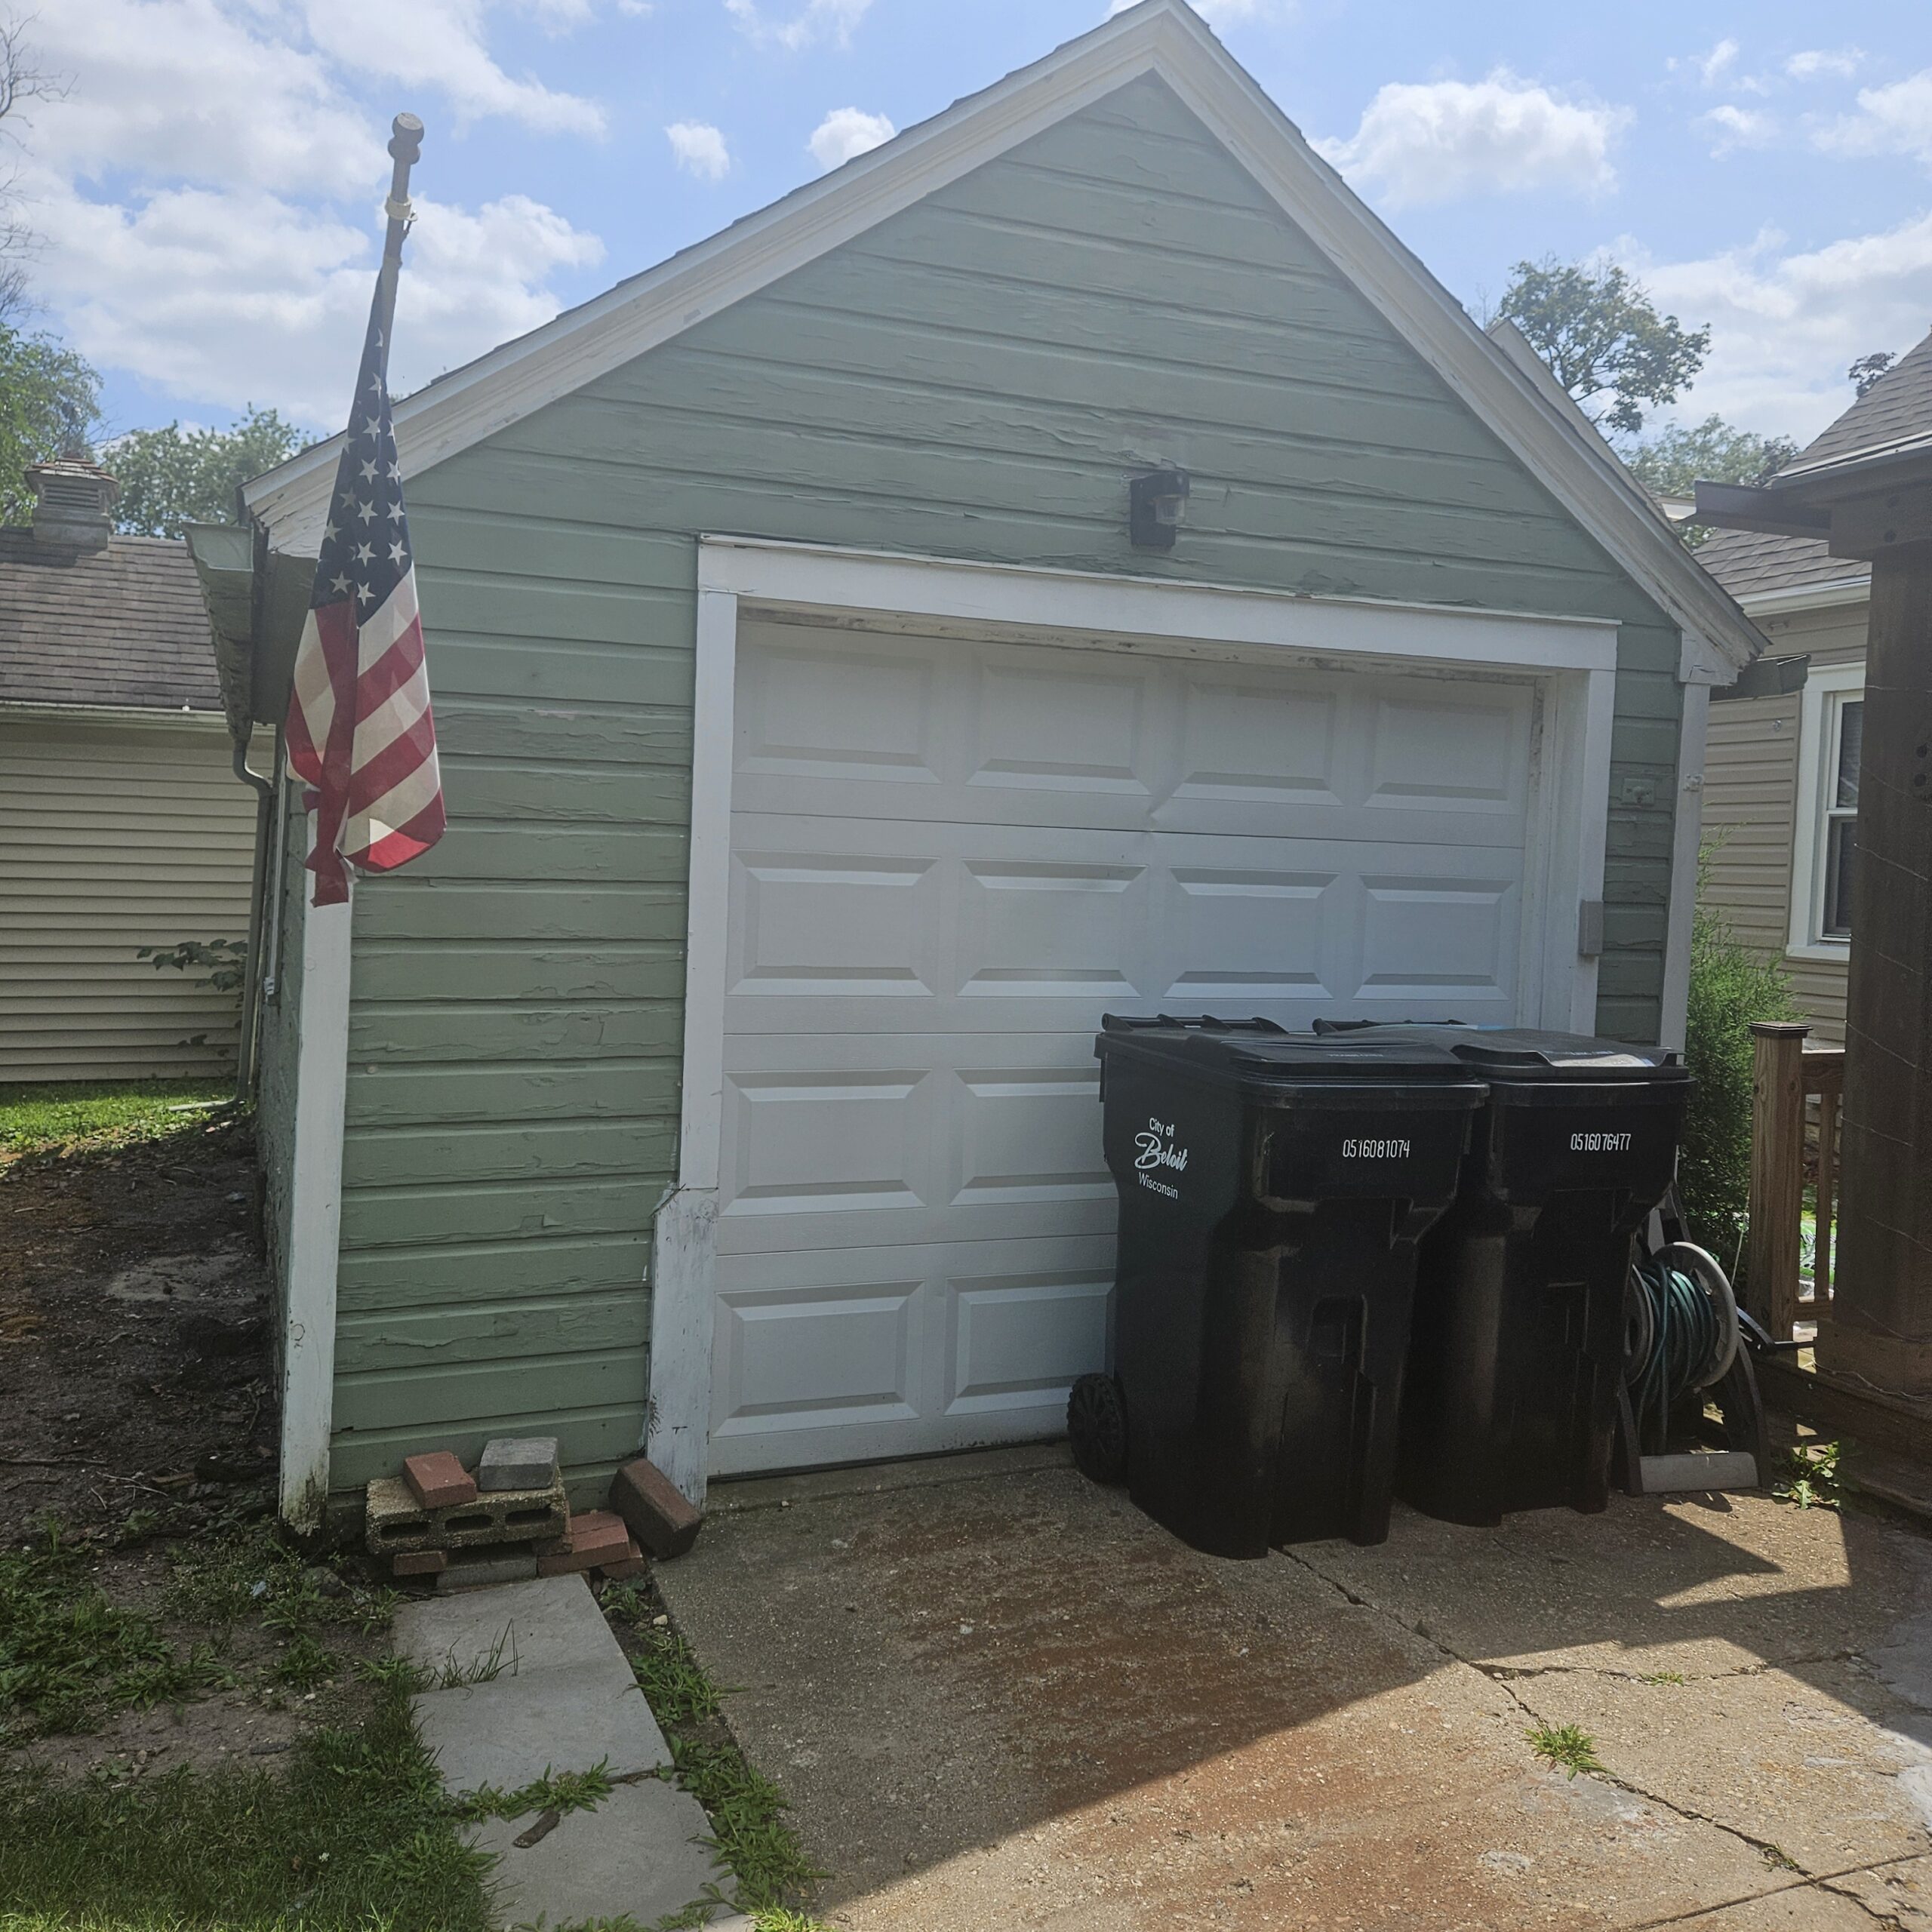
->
[1785, 329, 1932, 478]
[1696, 525, 1869, 601]
[0, 531, 221, 712]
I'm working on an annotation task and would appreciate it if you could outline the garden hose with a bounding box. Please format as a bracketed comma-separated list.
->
[1626, 1241, 1740, 1456]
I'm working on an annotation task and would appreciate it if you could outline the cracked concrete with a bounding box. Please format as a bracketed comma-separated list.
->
[656, 1444, 1932, 1930]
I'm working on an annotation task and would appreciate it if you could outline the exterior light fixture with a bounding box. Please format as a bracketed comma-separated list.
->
[1129, 467, 1190, 550]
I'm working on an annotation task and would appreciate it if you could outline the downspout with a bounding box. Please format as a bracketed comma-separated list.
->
[232, 734, 273, 1104]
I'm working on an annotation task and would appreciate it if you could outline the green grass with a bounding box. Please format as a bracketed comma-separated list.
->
[0, 1669, 492, 1930]
[1525, 1723, 1605, 1780]
[0, 1078, 230, 1162]
[603, 1587, 828, 1931]
[0, 1530, 230, 1744]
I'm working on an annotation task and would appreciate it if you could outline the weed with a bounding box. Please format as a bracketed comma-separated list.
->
[1762, 1843, 1801, 1872]
[458, 1762, 617, 1823]
[0, 1531, 227, 1743]
[1773, 1440, 1844, 1512]
[1638, 1671, 1687, 1686]
[629, 1622, 721, 1730]
[433, 1624, 517, 1689]
[1525, 1723, 1605, 1780]
[361, 1653, 434, 1695]
[273, 1634, 338, 1692]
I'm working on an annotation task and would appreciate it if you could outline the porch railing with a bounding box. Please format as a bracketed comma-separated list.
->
[1746, 1021, 1846, 1343]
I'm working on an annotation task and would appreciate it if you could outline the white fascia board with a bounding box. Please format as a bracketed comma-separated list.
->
[1736, 577, 1872, 619]
[239, 0, 1763, 676]
[701, 536, 1619, 674]
[0, 701, 232, 731]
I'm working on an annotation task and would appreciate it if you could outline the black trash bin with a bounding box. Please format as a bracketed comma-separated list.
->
[1315, 1023, 1692, 1526]
[1080, 1016, 1485, 1559]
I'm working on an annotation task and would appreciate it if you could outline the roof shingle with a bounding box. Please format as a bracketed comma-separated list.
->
[0, 531, 220, 712]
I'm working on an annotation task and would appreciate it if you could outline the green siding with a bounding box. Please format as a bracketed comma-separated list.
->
[322, 74, 1685, 1490]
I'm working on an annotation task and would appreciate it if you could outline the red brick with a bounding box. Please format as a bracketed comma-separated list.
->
[392, 1548, 448, 1577]
[598, 1541, 647, 1580]
[402, 1452, 476, 1510]
[610, 1458, 702, 1560]
[534, 1510, 629, 1574]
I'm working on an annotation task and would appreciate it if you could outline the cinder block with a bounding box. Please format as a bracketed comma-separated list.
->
[365, 1473, 568, 1558]
[435, 1546, 540, 1592]
[393, 1548, 449, 1577]
[610, 1458, 702, 1561]
[403, 1452, 476, 1510]
[478, 1437, 560, 1493]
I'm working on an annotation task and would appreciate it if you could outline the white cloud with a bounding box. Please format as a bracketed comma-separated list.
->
[297, 0, 605, 136]
[666, 120, 732, 180]
[1315, 71, 1626, 208]
[1700, 103, 1777, 154]
[808, 106, 894, 171]
[1816, 71, 1932, 168]
[1620, 216, 1932, 441]
[25, 0, 606, 429]
[1786, 48, 1863, 82]
[1697, 38, 1740, 85]
[725, 0, 871, 51]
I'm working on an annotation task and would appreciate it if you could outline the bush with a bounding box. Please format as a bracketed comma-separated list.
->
[1678, 855, 1801, 1270]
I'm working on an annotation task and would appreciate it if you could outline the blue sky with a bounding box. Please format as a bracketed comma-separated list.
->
[18, 0, 1932, 449]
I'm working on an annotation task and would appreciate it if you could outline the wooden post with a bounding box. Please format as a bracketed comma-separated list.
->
[1747, 1022, 1810, 1338]
[1814, 1082, 1838, 1315]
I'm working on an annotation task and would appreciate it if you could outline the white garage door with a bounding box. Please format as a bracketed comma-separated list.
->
[709, 613, 1537, 1475]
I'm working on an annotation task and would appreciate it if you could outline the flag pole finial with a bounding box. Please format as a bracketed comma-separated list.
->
[374, 113, 424, 376]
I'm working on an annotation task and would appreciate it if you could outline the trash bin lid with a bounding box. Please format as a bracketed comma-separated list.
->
[1097, 1014, 1486, 1092]
[1310, 1021, 1688, 1084]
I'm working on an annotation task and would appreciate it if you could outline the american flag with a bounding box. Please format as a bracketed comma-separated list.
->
[286, 293, 445, 907]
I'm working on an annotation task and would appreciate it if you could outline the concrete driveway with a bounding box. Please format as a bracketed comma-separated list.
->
[657, 1445, 1932, 1930]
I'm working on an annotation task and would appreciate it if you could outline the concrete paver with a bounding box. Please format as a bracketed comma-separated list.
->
[657, 1448, 1932, 1931]
[395, 1574, 740, 1929]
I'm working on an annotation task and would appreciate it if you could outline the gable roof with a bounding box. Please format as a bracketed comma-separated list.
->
[1691, 327, 1932, 607]
[243, 0, 1764, 673]
[0, 531, 223, 715]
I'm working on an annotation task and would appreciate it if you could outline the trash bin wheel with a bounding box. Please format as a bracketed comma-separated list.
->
[1068, 1373, 1128, 1485]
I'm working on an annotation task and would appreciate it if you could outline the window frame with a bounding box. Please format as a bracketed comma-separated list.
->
[1787, 661, 1865, 960]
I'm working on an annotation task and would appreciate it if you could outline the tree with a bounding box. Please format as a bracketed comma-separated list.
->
[0, 323, 100, 523]
[109, 408, 306, 538]
[1497, 257, 1711, 438]
[1848, 352, 1896, 400]
[0, 13, 68, 322]
[1626, 414, 1798, 548]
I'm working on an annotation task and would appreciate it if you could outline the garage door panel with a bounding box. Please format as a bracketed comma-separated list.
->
[709, 1235, 1117, 1475]
[714, 618, 1539, 1472]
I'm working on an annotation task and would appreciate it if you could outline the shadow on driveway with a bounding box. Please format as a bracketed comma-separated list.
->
[657, 1444, 1932, 1931]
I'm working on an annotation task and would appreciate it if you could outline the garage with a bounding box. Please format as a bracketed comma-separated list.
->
[697, 555, 1595, 1475]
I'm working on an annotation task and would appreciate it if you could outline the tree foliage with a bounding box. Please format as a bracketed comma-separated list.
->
[0, 12, 68, 324]
[1848, 351, 1896, 400]
[0, 323, 100, 523]
[1626, 414, 1799, 548]
[1497, 257, 1711, 438]
[109, 408, 306, 538]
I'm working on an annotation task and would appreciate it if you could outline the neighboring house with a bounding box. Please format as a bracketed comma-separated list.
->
[200, 0, 1764, 1525]
[0, 458, 257, 1083]
[1696, 335, 1932, 1039]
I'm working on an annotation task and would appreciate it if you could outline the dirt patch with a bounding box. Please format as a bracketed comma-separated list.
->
[0, 1113, 275, 1543]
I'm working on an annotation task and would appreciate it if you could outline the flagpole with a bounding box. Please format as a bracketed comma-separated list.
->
[373, 112, 424, 386]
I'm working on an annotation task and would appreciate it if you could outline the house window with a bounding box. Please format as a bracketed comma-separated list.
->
[1789, 663, 1865, 958]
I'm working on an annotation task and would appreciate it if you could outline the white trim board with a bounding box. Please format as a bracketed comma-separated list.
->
[239, 0, 1761, 677]
[645, 538, 1619, 1505]
[1786, 660, 1865, 965]
[279, 851, 353, 1530]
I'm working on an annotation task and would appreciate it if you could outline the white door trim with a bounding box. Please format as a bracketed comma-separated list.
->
[646, 537, 1620, 1504]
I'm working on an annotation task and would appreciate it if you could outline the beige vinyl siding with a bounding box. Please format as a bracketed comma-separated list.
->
[1700, 598, 1866, 1044]
[0, 716, 256, 1081]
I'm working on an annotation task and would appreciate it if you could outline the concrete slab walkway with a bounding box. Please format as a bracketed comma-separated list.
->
[657, 1444, 1932, 1931]
[395, 1574, 746, 1930]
